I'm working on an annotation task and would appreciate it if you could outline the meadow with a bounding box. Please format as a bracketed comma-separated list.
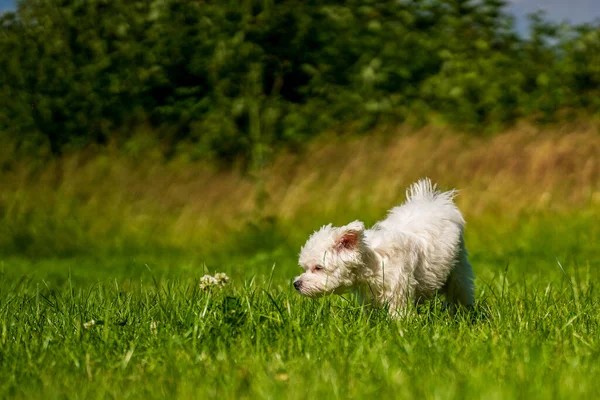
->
[1, 124, 599, 399]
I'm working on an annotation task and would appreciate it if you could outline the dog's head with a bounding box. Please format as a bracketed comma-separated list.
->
[294, 220, 366, 297]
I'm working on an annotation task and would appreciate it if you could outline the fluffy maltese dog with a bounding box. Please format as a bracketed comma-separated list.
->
[293, 178, 474, 316]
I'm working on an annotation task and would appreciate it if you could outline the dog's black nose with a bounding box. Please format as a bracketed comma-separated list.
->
[293, 280, 302, 291]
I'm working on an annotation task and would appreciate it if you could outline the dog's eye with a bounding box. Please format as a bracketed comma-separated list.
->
[313, 265, 324, 272]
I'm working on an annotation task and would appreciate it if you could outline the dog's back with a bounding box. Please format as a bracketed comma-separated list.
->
[374, 178, 465, 239]
[370, 178, 474, 306]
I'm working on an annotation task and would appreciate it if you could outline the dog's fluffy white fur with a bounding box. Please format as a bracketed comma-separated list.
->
[294, 178, 474, 316]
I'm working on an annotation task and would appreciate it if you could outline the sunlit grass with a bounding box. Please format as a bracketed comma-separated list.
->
[0, 125, 598, 398]
[1, 234, 598, 399]
[0, 209, 599, 398]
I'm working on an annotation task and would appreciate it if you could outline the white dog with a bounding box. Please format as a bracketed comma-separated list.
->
[293, 178, 474, 316]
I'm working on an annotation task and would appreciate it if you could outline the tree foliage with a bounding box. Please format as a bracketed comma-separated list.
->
[1, 0, 598, 162]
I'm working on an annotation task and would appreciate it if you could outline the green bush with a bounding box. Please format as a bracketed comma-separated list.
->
[0, 0, 598, 164]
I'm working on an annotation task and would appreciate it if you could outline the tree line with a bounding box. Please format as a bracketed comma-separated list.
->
[1, 0, 599, 164]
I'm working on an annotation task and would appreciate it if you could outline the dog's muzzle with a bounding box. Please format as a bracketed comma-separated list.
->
[293, 280, 302, 291]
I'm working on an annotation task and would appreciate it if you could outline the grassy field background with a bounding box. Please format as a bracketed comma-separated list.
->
[1, 123, 599, 399]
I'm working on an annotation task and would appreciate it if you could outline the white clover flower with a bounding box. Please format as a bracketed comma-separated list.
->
[83, 319, 96, 329]
[199, 274, 219, 290]
[214, 272, 230, 286]
[199, 273, 230, 290]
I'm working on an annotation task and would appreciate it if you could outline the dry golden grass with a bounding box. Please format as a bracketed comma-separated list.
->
[1, 122, 598, 254]
[266, 122, 599, 219]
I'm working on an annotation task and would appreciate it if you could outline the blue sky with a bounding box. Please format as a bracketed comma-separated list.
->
[0, 0, 12, 12]
[507, 0, 600, 32]
[1, 0, 599, 29]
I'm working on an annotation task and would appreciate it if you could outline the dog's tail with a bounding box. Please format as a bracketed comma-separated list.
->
[406, 178, 458, 205]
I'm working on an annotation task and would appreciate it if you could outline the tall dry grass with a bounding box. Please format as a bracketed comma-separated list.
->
[1, 122, 598, 256]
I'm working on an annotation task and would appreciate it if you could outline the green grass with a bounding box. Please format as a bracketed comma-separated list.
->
[0, 211, 599, 399]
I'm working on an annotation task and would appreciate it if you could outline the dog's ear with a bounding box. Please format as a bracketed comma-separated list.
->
[335, 221, 364, 250]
